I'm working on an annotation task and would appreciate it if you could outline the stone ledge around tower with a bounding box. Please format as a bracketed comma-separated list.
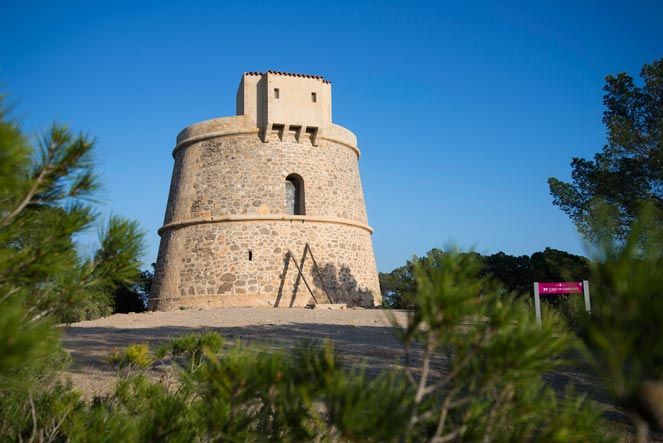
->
[176, 115, 254, 145]
[157, 214, 374, 236]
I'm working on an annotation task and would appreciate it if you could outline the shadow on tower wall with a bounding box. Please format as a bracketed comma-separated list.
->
[274, 248, 373, 308]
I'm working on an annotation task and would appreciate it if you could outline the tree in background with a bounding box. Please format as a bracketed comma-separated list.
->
[380, 249, 450, 308]
[530, 248, 590, 283]
[0, 97, 145, 432]
[381, 247, 590, 310]
[481, 251, 532, 295]
[96, 267, 154, 316]
[379, 262, 415, 308]
[548, 58, 663, 242]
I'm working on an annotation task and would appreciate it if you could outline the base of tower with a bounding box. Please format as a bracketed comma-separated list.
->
[148, 293, 371, 311]
[149, 220, 382, 311]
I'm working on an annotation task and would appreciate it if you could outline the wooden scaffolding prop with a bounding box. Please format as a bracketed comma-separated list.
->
[283, 243, 333, 306]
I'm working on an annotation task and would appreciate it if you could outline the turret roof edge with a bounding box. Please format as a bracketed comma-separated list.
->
[244, 71, 331, 84]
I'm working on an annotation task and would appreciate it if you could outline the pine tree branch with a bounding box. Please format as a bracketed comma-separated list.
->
[431, 425, 466, 443]
[432, 386, 458, 440]
[28, 391, 38, 443]
[1, 140, 58, 228]
[414, 332, 436, 404]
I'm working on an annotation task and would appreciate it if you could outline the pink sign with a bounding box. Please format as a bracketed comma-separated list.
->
[538, 282, 583, 294]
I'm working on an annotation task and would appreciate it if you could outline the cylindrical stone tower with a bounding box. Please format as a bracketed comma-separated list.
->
[149, 71, 381, 310]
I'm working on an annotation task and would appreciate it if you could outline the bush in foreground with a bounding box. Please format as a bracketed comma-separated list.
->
[4, 252, 612, 442]
[0, 98, 145, 436]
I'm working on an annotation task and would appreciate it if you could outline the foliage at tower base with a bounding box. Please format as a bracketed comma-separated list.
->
[0, 99, 145, 430]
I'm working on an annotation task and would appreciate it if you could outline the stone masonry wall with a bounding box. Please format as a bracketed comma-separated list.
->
[163, 130, 368, 225]
[149, 220, 380, 309]
[149, 125, 381, 310]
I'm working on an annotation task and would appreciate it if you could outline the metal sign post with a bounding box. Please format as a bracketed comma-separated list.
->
[582, 280, 591, 313]
[533, 282, 542, 326]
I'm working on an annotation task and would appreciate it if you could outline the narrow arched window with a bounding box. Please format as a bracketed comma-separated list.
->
[285, 174, 305, 215]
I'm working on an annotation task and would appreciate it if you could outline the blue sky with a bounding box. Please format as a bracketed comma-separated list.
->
[1, 0, 662, 272]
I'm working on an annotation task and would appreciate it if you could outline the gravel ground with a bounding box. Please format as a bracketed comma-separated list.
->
[62, 307, 410, 398]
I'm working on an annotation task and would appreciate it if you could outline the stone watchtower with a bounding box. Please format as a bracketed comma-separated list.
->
[148, 71, 381, 310]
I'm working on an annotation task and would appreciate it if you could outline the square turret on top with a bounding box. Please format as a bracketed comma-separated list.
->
[236, 71, 332, 145]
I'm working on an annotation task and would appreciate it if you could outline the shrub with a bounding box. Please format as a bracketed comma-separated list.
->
[0, 97, 145, 435]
